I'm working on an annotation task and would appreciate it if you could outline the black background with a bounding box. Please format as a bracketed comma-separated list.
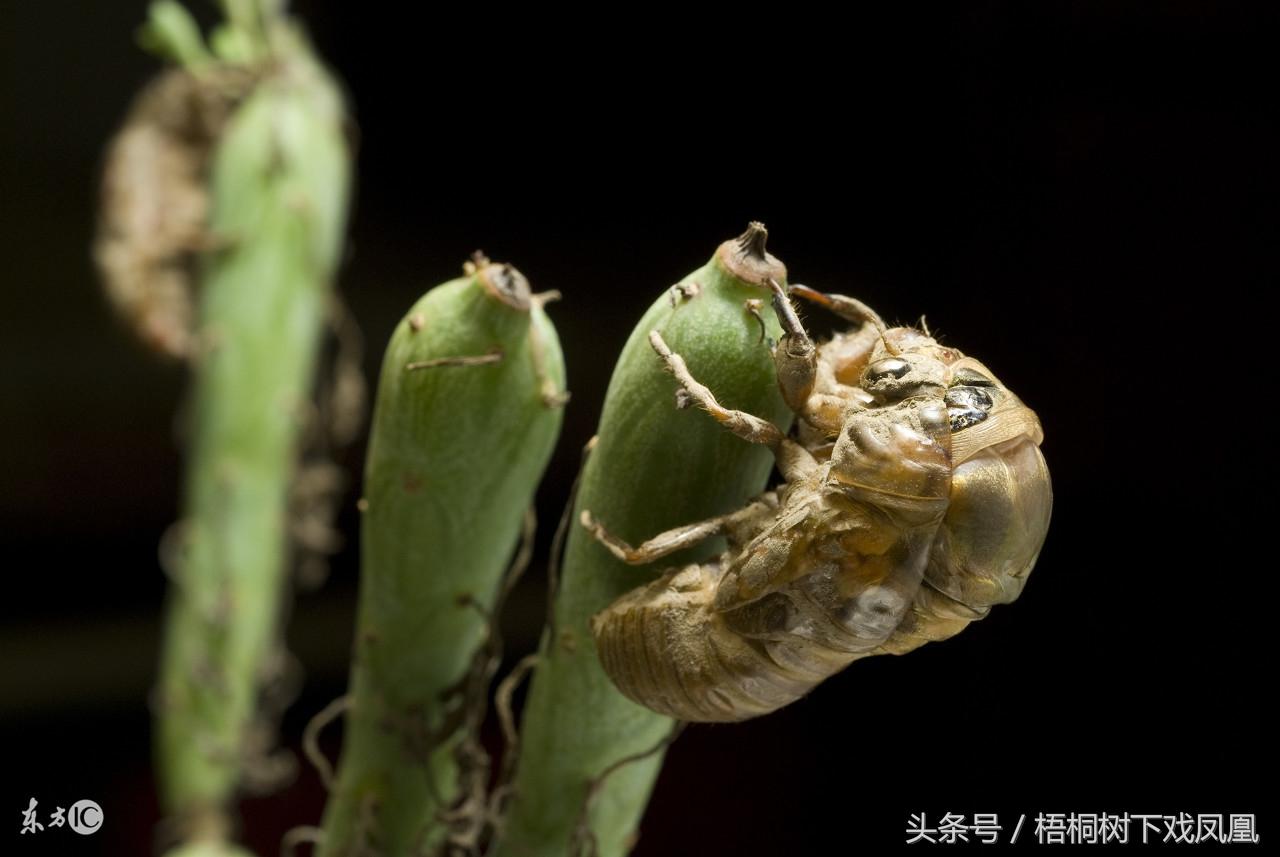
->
[1, 2, 1271, 855]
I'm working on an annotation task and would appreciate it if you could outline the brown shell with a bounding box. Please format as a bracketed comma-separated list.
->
[93, 67, 250, 358]
[591, 322, 1051, 722]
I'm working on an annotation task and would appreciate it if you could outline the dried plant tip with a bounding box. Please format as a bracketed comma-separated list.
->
[716, 220, 787, 288]
[736, 221, 769, 258]
[475, 261, 532, 310]
[464, 250, 491, 275]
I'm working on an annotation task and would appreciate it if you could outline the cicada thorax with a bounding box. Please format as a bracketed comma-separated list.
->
[722, 397, 956, 685]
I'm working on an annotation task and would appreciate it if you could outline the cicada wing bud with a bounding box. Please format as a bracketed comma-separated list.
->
[925, 436, 1052, 610]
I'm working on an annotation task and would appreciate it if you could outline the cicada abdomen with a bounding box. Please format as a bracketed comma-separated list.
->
[590, 561, 795, 722]
[589, 295, 1051, 723]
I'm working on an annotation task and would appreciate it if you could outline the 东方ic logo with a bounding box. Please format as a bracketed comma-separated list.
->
[68, 800, 103, 835]
[19, 797, 102, 836]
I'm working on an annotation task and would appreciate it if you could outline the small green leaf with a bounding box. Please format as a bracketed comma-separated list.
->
[138, 1, 212, 67]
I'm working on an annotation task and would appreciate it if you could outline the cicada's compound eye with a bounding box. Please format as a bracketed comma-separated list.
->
[945, 368, 998, 431]
[862, 355, 947, 402]
[949, 367, 996, 388]
[865, 357, 910, 382]
[945, 385, 993, 430]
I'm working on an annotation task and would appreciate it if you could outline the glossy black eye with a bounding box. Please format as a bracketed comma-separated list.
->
[865, 358, 910, 382]
[950, 367, 995, 387]
[945, 385, 994, 431]
[945, 386, 992, 411]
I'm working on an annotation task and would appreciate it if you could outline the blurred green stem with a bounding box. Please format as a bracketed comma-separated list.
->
[152, 9, 351, 850]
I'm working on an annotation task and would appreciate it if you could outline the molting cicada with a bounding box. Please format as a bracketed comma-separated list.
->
[584, 283, 1051, 722]
[94, 67, 249, 358]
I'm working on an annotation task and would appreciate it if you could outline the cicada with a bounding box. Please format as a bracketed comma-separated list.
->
[94, 67, 249, 358]
[584, 283, 1051, 722]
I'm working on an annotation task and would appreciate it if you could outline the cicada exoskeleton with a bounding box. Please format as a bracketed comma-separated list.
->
[586, 283, 1051, 722]
[94, 67, 250, 358]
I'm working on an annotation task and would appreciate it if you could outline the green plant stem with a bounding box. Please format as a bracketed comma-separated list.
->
[493, 226, 793, 857]
[318, 264, 566, 857]
[153, 30, 350, 847]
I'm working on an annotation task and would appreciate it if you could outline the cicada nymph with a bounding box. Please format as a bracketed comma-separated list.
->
[585, 283, 1051, 722]
[94, 67, 250, 358]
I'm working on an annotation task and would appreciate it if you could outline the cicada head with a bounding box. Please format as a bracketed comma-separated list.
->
[857, 327, 951, 402]
[854, 330, 1045, 464]
[823, 328, 957, 516]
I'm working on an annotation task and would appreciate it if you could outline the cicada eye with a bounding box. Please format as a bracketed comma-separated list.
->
[865, 357, 910, 383]
[950, 367, 995, 388]
[945, 385, 994, 431]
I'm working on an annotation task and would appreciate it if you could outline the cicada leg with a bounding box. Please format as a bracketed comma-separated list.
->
[765, 278, 817, 414]
[580, 497, 778, 566]
[789, 284, 889, 332]
[647, 328, 825, 486]
[767, 280, 871, 439]
[648, 330, 786, 447]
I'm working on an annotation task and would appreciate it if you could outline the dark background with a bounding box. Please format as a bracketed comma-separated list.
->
[1, 2, 1271, 855]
